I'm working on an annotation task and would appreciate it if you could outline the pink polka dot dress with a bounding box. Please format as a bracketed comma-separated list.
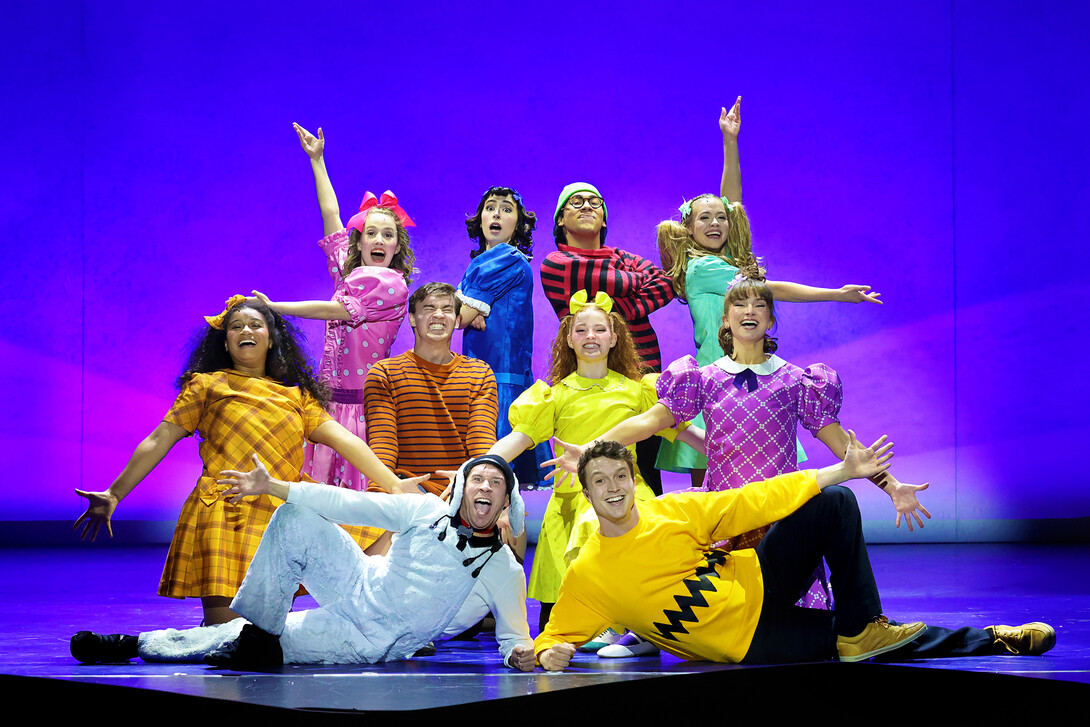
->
[302, 229, 407, 490]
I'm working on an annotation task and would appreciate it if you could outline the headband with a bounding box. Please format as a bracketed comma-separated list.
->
[204, 294, 249, 329]
[569, 290, 613, 315]
[346, 190, 416, 232]
[678, 195, 735, 220]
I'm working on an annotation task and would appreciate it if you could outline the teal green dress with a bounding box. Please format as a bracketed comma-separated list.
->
[656, 255, 806, 473]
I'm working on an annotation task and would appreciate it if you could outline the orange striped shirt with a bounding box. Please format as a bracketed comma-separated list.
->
[364, 350, 498, 494]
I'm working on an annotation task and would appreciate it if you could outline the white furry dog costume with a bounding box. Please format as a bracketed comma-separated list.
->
[139, 456, 532, 666]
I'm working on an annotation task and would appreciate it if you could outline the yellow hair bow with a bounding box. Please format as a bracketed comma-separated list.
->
[569, 290, 613, 315]
[204, 294, 249, 329]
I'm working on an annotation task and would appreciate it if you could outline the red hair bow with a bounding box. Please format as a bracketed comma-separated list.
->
[346, 190, 416, 232]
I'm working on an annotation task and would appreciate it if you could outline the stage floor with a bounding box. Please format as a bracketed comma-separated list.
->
[2, 542, 1088, 712]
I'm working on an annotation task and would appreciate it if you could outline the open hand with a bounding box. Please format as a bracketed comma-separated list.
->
[838, 285, 883, 305]
[247, 289, 273, 308]
[541, 437, 585, 488]
[293, 123, 324, 159]
[720, 96, 741, 139]
[842, 430, 893, 480]
[887, 481, 932, 531]
[73, 489, 119, 541]
[389, 473, 430, 495]
[436, 470, 458, 502]
[218, 454, 272, 503]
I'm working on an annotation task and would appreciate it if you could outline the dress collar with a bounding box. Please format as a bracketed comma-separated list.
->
[712, 354, 787, 376]
[559, 369, 626, 392]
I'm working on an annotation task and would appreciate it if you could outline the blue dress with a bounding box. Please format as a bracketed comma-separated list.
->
[458, 244, 552, 485]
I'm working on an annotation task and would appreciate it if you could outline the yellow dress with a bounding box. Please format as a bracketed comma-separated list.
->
[509, 370, 680, 603]
[158, 370, 380, 598]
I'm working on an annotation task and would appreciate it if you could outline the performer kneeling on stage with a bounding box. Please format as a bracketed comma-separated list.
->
[72, 455, 534, 671]
[535, 438, 1055, 669]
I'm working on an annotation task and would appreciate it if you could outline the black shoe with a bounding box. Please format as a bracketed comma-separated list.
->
[412, 642, 437, 657]
[204, 624, 283, 671]
[70, 631, 138, 664]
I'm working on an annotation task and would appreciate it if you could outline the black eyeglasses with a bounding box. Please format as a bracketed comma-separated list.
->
[567, 195, 603, 210]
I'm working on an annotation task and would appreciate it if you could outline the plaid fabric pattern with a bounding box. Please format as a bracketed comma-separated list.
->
[157, 370, 380, 598]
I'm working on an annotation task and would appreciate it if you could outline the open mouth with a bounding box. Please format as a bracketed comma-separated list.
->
[740, 320, 759, 330]
[472, 497, 495, 517]
[238, 340, 257, 347]
[369, 248, 388, 263]
[489, 223, 502, 232]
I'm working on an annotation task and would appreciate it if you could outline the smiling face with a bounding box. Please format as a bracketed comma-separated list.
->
[408, 292, 457, 346]
[459, 463, 509, 531]
[360, 209, 401, 268]
[558, 193, 606, 240]
[480, 194, 519, 247]
[224, 306, 272, 371]
[581, 455, 638, 536]
[687, 197, 730, 252]
[567, 308, 616, 364]
[724, 292, 774, 343]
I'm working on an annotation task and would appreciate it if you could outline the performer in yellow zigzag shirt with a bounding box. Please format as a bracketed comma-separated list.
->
[535, 437, 1056, 667]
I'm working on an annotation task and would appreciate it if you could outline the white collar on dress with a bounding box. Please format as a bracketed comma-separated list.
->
[712, 353, 788, 376]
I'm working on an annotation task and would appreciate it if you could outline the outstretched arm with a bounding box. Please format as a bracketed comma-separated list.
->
[815, 424, 931, 530]
[814, 430, 894, 489]
[488, 431, 535, 464]
[541, 403, 677, 485]
[309, 420, 429, 495]
[247, 290, 351, 321]
[74, 421, 189, 541]
[767, 280, 882, 305]
[293, 123, 343, 236]
[720, 97, 742, 204]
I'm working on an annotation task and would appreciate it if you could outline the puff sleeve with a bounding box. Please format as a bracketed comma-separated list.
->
[508, 380, 556, 447]
[799, 364, 843, 434]
[458, 246, 529, 316]
[655, 356, 704, 425]
[638, 373, 683, 441]
[317, 229, 351, 283]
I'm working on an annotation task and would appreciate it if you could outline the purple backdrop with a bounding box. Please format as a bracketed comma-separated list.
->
[1, 1, 1087, 540]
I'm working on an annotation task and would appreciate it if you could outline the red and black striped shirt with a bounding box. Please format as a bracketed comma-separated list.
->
[540, 244, 675, 371]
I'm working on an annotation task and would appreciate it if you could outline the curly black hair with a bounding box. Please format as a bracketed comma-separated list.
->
[177, 302, 331, 408]
[466, 186, 536, 259]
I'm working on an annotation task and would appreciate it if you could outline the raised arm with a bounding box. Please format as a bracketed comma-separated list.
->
[720, 96, 743, 204]
[74, 421, 189, 541]
[815, 424, 930, 530]
[767, 280, 882, 305]
[293, 123, 343, 236]
[247, 290, 351, 321]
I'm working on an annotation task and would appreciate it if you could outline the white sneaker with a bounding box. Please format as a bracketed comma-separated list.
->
[598, 632, 660, 658]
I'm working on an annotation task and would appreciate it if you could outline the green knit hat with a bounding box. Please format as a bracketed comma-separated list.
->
[555, 182, 607, 222]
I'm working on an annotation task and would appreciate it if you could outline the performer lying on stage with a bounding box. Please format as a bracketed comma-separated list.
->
[534, 439, 1056, 669]
[71, 455, 535, 671]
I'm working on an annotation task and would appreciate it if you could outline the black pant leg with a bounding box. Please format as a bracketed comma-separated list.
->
[755, 486, 882, 636]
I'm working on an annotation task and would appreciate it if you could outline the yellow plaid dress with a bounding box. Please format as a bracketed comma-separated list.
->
[158, 370, 381, 599]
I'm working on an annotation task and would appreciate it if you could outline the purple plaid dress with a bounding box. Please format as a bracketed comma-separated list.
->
[657, 354, 842, 609]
